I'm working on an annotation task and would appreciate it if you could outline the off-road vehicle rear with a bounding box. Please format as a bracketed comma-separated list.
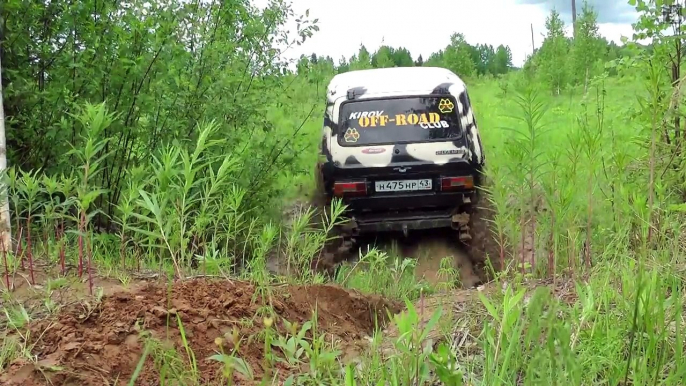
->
[314, 67, 495, 270]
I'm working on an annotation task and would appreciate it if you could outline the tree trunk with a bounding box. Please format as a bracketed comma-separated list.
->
[572, 0, 577, 37]
[584, 67, 589, 95]
[0, 53, 12, 253]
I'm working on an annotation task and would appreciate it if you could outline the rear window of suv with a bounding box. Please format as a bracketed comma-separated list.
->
[337, 96, 462, 146]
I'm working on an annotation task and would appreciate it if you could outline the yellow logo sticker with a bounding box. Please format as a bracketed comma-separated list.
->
[358, 113, 441, 128]
[438, 98, 454, 114]
[344, 128, 360, 143]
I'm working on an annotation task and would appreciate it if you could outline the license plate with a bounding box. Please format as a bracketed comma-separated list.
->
[375, 179, 432, 192]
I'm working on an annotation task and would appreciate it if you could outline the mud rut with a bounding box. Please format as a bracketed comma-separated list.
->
[268, 216, 483, 286]
[272, 188, 501, 289]
[355, 228, 483, 288]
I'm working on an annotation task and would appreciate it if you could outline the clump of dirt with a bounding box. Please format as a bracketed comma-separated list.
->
[1, 279, 402, 386]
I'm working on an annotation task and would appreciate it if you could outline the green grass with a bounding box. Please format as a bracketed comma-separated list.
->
[2, 72, 686, 385]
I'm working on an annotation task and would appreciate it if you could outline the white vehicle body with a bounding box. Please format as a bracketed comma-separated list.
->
[315, 66, 486, 237]
[320, 66, 484, 170]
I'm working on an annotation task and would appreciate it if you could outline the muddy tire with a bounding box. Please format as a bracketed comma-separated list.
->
[464, 186, 501, 281]
[309, 165, 357, 275]
[311, 163, 329, 213]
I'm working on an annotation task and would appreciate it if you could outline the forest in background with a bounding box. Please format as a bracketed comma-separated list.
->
[299, 2, 638, 86]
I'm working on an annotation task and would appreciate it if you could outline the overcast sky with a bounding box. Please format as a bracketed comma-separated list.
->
[271, 0, 639, 67]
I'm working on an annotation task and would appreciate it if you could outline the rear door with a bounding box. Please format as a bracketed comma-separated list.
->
[330, 95, 472, 196]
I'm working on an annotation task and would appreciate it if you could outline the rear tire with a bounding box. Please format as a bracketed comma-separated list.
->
[464, 185, 501, 282]
[310, 164, 356, 275]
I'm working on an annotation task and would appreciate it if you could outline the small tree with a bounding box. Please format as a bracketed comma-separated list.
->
[493, 45, 513, 75]
[372, 46, 396, 68]
[350, 44, 373, 70]
[571, 1, 603, 92]
[443, 33, 477, 78]
[539, 9, 570, 94]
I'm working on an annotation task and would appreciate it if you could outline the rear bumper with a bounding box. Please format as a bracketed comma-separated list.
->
[353, 210, 454, 234]
[344, 191, 473, 212]
[318, 160, 482, 235]
[341, 191, 473, 235]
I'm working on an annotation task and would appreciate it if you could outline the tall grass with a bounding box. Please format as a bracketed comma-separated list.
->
[2, 68, 686, 385]
[1, 102, 341, 288]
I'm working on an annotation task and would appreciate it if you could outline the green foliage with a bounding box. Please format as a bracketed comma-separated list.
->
[493, 45, 514, 75]
[571, 1, 604, 84]
[442, 33, 477, 78]
[522, 2, 634, 94]
[369, 45, 414, 68]
[539, 9, 570, 94]
[334, 247, 427, 301]
[371, 46, 397, 68]
[301, 34, 513, 78]
[349, 45, 374, 71]
[1, 0, 320, 226]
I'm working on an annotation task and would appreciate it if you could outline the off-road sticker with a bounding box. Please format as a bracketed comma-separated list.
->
[438, 98, 454, 113]
[349, 111, 384, 119]
[344, 128, 360, 143]
[357, 113, 443, 128]
[420, 121, 449, 129]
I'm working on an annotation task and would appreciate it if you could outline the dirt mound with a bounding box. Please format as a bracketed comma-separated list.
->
[2, 279, 402, 386]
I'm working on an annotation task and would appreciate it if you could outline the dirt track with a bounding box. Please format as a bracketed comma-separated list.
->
[353, 228, 483, 288]
[271, 197, 492, 287]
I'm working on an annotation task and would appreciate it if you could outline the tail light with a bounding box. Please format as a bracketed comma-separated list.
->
[441, 176, 474, 191]
[333, 181, 367, 197]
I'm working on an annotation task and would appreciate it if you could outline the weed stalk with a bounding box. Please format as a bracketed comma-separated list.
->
[2, 237, 8, 290]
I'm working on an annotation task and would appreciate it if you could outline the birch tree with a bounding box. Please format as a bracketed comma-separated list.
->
[0, 53, 12, 252]
[539, 9, 570, 95]
[571, 2, 602, 92]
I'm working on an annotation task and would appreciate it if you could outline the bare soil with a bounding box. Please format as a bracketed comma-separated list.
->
[353, 228, 483, 289]
[397, 230, 482, 288]
[1, 278, 402, 386]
